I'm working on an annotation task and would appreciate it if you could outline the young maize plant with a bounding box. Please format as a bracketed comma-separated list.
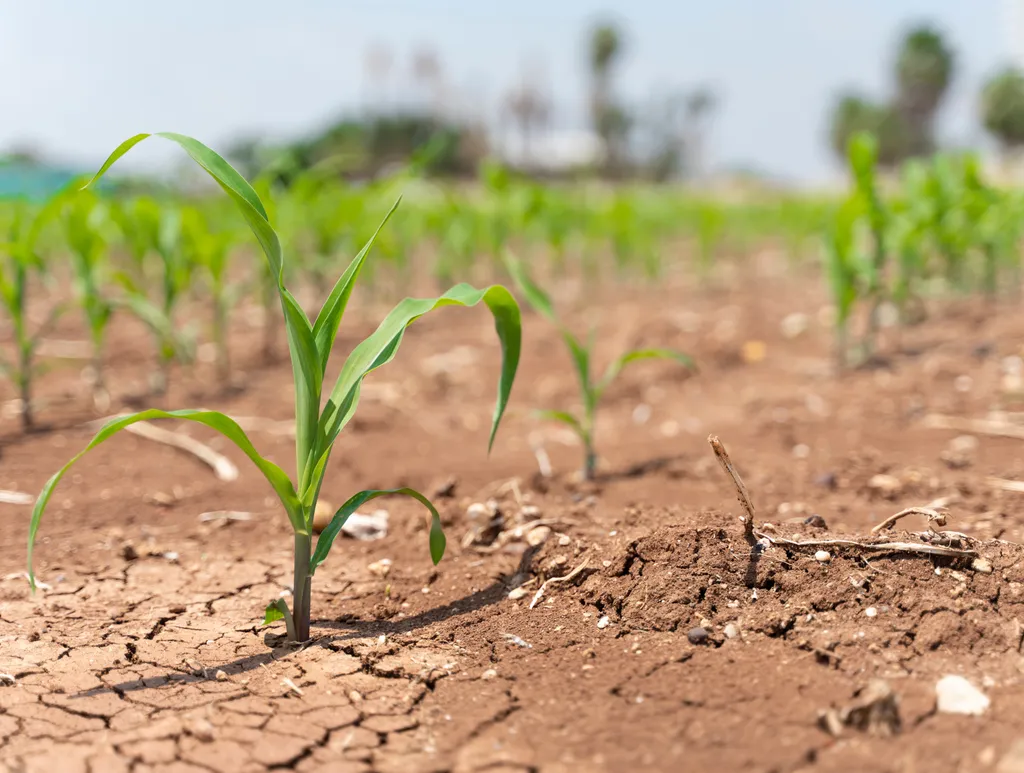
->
[63, 189, 116, 410]
[0, 203, 65, 431]
[823, 196, 862, 371]
[505, 253, 694, 480]
[28, 133, 522, 643]
[182, 207, 241, 388]
[112, 197, 196, 395]
[846, 132, 888, 361]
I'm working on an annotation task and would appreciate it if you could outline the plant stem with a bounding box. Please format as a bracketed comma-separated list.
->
[292, 532, 312, 642]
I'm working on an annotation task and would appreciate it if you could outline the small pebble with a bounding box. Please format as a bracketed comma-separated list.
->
[558, 535, 571, 547]
[724, 623, 740, 640]
[972, 557, 993, 574]
[481, 668, 498, 680]
[814, 550, 831, 563]
[936, 675, 989, 716]
[687, 627, 709, 645]
[865, 607, 878, 618]
[597, 615, 611, 629]
[507, 587, 527, 600]
[214, 670, 227, 681]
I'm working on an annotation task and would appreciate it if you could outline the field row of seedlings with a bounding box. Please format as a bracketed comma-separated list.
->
[3, 131, 1024, 771]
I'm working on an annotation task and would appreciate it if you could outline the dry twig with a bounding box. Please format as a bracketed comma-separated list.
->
[529, 557, 591, 609]
[708, 435, 756, 541]
[871, 507, 948, 534]
[922, 413, 1024, 440]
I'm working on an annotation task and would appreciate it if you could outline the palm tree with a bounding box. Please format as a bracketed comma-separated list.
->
[981, 67, 1024, 151]
[894, 25, 955, 156]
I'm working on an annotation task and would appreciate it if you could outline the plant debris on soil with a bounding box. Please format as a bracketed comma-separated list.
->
[6, 275, 1024, 772]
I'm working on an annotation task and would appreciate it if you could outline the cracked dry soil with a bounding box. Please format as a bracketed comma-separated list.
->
[6, 274, 1024, 771]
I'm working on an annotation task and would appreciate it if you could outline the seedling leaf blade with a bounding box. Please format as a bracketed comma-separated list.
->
[597, 348, 697, 394]
[535, 408, 587, 441]
[310, 487, 444, 574]
[312, 199, 401, 371]
[28, 409, 304, 590]
[319, 283, 521, 458]
[264, 598, 297, 641]
[503, 251, 558, 323]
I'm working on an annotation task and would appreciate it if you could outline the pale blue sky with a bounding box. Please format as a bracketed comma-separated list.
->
[0, 0, 1013, 183]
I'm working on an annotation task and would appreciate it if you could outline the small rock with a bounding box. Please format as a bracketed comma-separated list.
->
[481, 668, 498, 680]
[507, 587, 527, 600]
[865, 607, 878, 618]
[687, 627, 709, 645]
[558, 534, 572, 547]
[466, 502, 491, 519]
[0, 673, 15, 686]
[553, 555, 568, 567]
[815, 550, 831, 563]
[367, 558, 393, 578]
[597, 615, 611, 630]
[936, 675, 989, 716]
[942, 434, 978, 470]
[121, 543, 139, 562]
[972, 557, 994, 574]
[214, 670, 227, 681]
[804, 513, 829, 529]
[341, 510, 389, 541]
[814, 473, 838, 491]
[185, 716, 216, 742]
[724, 623, 740, 640]
[818, 679, 900, 738]
[526, 525, 551, 546]
[868, 474, 902, 499]
[780, 312, 809, 339]
[519, 505, 541, 521]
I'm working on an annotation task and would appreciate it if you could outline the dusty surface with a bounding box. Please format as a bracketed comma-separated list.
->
[4, 263, 1024, 772]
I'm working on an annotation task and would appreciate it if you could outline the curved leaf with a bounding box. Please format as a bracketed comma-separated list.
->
[535, 409, 587, 442]
[264, 598, 297, 641]
[503, 251, 557, 323]
[318, 284, 521, 462]
[310, 487, 444, 574]
[28, 409, 302, 590]
[84, 133, 321, 480]
[597, 348, 696, 394]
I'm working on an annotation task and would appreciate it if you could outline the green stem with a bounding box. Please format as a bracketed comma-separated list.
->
[292, 532, 312, 642]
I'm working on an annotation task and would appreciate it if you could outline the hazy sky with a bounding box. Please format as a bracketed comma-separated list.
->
[0, 0, 1014, 183]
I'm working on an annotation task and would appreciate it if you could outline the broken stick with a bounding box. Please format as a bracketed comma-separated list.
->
[708, 434, 756, 541]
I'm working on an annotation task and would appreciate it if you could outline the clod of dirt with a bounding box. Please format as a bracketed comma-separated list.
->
[462, 500, 504, 547]
[368, 558, 393, 578]
[687, 627, 710, 645]
[818, 680, 901, 738]
[121, 543, 139, 561]
[868, 473, 903, 499]
[184, 716, 216, 742]
[936, 675, 990, 716]
[941, 435, 979, 470]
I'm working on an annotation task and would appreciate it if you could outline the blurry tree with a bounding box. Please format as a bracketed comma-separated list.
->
[894, 25, 955, 156]
[587, 21, 630, 176]
[829, 93, 914, 167]
[646, 87, 717, 182]
[981, 67, 1024, 151]
[504, 75, 552, 169]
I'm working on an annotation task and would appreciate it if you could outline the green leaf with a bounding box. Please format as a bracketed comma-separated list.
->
[311, 199, 400, 372]
[318, 284, 521, 462]
[28, 409, 304, 591]
[597, 348, 697, 394]
[264, 598, 297, 641]
[535, 408, 587, 441]
[310, 487, 444, 574]
[503, 251, 558, 323]
[84, 132, 322, 483]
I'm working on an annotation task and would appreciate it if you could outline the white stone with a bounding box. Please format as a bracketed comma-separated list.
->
[814, 550, 831, 563]
[936, 675, 990, 716]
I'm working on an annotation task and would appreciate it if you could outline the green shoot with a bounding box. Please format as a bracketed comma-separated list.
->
[27, 133, 522, 644]
[504, 252, 694, 480]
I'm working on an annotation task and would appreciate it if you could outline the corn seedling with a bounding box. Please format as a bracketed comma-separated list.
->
[0, 203, 64, 430]
[62, 189, 116, 409]
[27, 133, 522, 644]
[112, 197, 196, 395]
[182, 207, 241, 388]
[505, 253, 693, 480]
